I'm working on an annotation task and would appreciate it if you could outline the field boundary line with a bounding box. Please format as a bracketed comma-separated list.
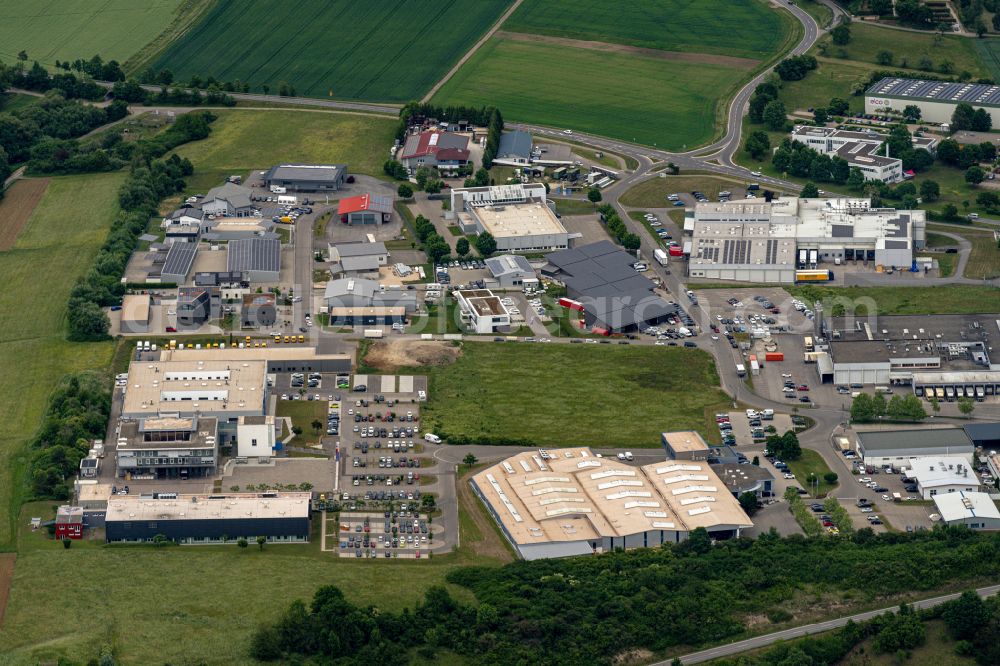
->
[421, 0, 525, 103]
[0, 553, 15, 628]
[0, 178, 50, 251]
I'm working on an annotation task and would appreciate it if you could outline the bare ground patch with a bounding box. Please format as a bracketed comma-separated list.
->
[0, 178, 49, 251]
[363, 340, 461, 371]
[0, 553, 14, 627]
[496, 31, 759, 69]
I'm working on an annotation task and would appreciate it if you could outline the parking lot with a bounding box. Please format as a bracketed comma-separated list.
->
[718, 410, 795, 447]
[332, 510, 439, 559]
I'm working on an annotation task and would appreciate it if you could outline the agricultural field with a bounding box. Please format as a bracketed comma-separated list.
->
[169, 110, 397, 180]
[0, 173, 122, 548]
[433, 37, 756, 149]
[392, 343, 730, 448]
[0, 179, 49, 251]
[150, 0, 512, 101]
[0, 0, 185, 66]
[973, 38, 1000, 81]
[504, 0, 791, 60]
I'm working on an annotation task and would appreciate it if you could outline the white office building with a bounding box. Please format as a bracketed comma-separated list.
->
[237, 415, 276, 459]
[933, 491, 1000, 530]
[454, 289, 511, 333]
[909, 457, 980, 499]
[790, 126, 937, 184]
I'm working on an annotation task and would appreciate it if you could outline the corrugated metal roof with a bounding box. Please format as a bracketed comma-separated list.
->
[868, 77, 1000, 106]
[162, 243, 197, 279]
[227, 238, 280, 273]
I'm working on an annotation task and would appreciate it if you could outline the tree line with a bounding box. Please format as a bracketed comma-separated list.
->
[851, 391, 928, 423]
[249, 526, 1000, 665]
[67, 112, 216, 340]
[596, 204, 641, 250]
[394, 102, 504, 168]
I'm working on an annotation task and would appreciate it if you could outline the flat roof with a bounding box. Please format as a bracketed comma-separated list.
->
[469, 202, 566, 238]
[910, 457, 980, 488]
[663, 431, 709, 453]
[121, 294, 150, 322]
[161, 347, 350, 364]
[328, 306, 405, 317]
[118, 416, 218, 451]
[472, 447, 752, 546]
[456, 289, 507, 316]
[106, 492, 312, 522]
[856, 428, 973, 452]
[266, 164, 346, 183]
[934, 491, 1000, 522]
[829, 313, 996, 365]
[122, 358, 267, 416]
[868, 77, 1000, 106]
[228, 238, 280, 273]
[714, 463, 774, 493]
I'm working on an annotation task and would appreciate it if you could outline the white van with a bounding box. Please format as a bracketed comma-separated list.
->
[423, 433, 441, 444]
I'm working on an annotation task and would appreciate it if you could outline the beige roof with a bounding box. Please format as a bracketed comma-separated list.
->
[472, 447, 752, 546]
[328, 306, 405, 317]
[470, 202, 566, 238]
[106, 492, 311, 522]
[121, 294, 150, 323]
[122, 358, 267, 415]
[663, 431, 709, 453]
[161, 347, 349, 364]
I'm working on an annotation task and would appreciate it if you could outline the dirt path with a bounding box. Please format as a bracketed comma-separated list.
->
[420, 0, 526, 103]
[495, 31, 760, 69]
[0, 178, 50, 251]
[0, 553, 15, 628]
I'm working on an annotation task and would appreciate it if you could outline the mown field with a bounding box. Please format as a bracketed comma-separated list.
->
[432, 37, 755, 149]
[408, 343, 730, 448]
[504, 0, 790, 60]
[169, 110, 397, 179]
[0, 173, 122, 548]
[973, 38, 1000, 81]
[151, 0, 512, 101]
[785, 284, 1000, 315]
[0, 0, 184, 66]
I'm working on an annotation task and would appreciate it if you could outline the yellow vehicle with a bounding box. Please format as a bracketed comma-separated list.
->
[280, 216, 292, 224]
[298, 335, 305, 343]
[274, 335, 281, 343]
[284, 335, 290, 343]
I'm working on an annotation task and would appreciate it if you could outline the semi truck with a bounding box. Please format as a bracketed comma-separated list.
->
[654, 248, 669, 266]
[794, 269, 833, 283]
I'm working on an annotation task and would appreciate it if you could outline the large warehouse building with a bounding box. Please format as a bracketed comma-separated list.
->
[823, 313, 1000, 393]
[854, 427, 975, 468]
[688, 197, 925, 283]
[264, 164, 347, 192]
[866, 77, 1000, 127]
[450, 184, 568, 252]
[227, 237, 280, 283]
[471, 446, 753, 560]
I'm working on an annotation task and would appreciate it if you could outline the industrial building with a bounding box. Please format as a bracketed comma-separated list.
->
[328, 241, 389, 275]
[854, 427, 975, 468]
[399, 131, 470, 172]
[116, 416, 219, 479]
[241, 293, 277, 328]
[176, 286, 218, 328]
[866, 77, 1000, 127]
[227, 237, 280, 283]
[323, 277, 417, 313]
[454, 289, 511, 333]
[264, 164, 347, 192]
[662, 431, 711, 461]
[543, 241, 678, 334]
[909, 456, 980, 499]
[688, 198, 925, 283]
[336, 194, 393, 225]
[327, 306, 406, 327]
[120, 294, 151, 333]
[823, 313, 1000, 392]
[55, 505, 84, 540]
[714, 464, 775, 499]
[450, 184, 568, 252]
[471, 447, 753, 560]
[790, 126, 937, 183]
[160, 242, 198, 284]
[162, 346, 351, 374]
[201, 217, 276, 242]
[202, 182, 255, 218]
[105, 492, 311, 544]
[484, 254, 538, 290]
[237, 415, 276, 459]
[933, 491, 1000, 530]
[494, 130, 533, 165]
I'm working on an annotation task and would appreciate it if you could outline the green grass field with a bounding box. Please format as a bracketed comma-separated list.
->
[973, 38, 1000, 81]
[0, 0, 184, 66]
[786, 449, 837, 498]
[552, 197, 599, 216]
[785, 284, 1000, 316]
[405, 343, 730, 448]
[0, 174, 122, 547]
[927, 223, 1000, 280]
[169, 110, 397, 178]
[504, 0, 789, 60]
[620, 174, 754, 208]
[818, 23, 991, 79]
[150, 0, 512, 101]
[791, 0, 834, 28]
[0, 92, 40, 115]
[433, 37, 754, 149]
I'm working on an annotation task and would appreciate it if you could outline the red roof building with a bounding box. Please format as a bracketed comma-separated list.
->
[55, 505, 84, 540]
[337, 194, 394, 225]
[399, 131, 470, 170]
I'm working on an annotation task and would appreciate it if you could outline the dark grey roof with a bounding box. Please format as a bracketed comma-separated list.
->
[497, 131, 532, 159]
[335, 241, 387, 258]
[194, 271, 244, 286]
[206, 182, 253, 210]
[266, 164, 346, 183]
[162, 243, 197, 279]
[963, 422, 1000, 443]
[485, 254, 534, 277]
[868, 77, 1000, 107]
[857, 428, 974, 452]
[227, 238, 280, 273]
[831, 225, 853, 238]
[883, 240, 909, 249]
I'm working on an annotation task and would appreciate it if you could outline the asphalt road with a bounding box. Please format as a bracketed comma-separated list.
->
[660, 584, 1000, 665]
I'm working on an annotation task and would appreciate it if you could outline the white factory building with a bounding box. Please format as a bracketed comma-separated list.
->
[790, 126, 937, 184]
[933, 491, 1000, 530]
[687, 197, 925, 283]
[867, 77, 1000, 127]
[908, 456, 981, 499]
[470, 445, 753, 561]
[448, 184, 569, 252]
[854, 427, 975, 469]
[824, 313, 1000, 392]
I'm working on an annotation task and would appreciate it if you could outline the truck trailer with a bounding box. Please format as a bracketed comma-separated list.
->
[654, 248, 669, 266]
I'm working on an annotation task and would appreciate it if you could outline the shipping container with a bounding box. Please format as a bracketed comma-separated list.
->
[764, 352, 784, 361]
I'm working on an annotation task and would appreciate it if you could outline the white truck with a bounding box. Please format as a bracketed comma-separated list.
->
[424, 433, 441, 444]
[277, 195, 298, 205]
[654, 248, 669, 266]
[269, 185, 287, 194]
[736, 363, 747, 377]
[363, 329, 384, 339]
